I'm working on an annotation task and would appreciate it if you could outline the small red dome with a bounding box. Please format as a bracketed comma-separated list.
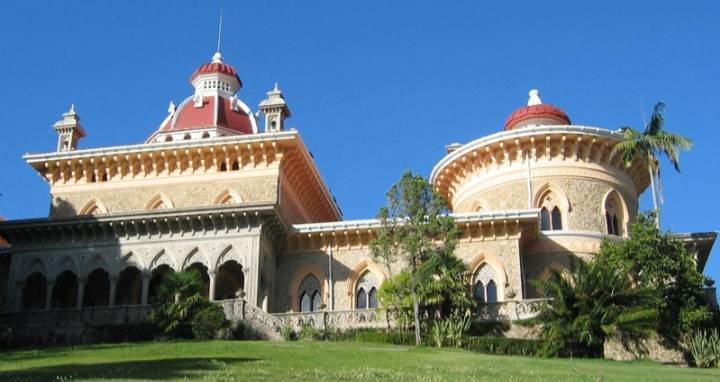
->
[190, 61, 240, 83]
[503, 103, 570, 131]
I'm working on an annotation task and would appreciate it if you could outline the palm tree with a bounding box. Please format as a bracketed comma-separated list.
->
[533, 258, 657, 358]
[611, 102, 692, 227]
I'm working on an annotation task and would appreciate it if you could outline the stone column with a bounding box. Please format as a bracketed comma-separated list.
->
[45, 279, 55, 310]
[76, 278, 86, 309]
[108, 275, 118, 307]
[140, 274, 150, 305]
[208, 271, 216, 301]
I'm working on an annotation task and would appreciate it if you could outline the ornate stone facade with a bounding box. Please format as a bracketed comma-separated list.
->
[0, 57, 715, 344]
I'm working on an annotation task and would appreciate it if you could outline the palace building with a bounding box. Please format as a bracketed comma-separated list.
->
[0, 51, 715, 335]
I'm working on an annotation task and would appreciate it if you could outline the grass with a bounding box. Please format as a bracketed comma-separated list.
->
[0, 340, 718, 381]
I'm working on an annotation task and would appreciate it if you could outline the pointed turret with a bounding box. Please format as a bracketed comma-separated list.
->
[259, 83, 291, 133]
[53, 104, 86, 152]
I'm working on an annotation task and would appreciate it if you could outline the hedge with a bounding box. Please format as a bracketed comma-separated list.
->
[462, 336, 544, 357]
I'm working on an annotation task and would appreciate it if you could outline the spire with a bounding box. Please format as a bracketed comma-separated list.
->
[53, 104, 86, 152]
[528, 89, 542, 106]
[214, 6, 224, 62]
[259, 83, 292, 133]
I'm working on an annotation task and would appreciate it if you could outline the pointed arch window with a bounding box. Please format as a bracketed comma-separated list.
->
[368, 287, 378, 309]
[298, 274, 322, 312]
[604, 191, 624, 236]
[538, 190, 564, 231]
[473, 264, 499, 305]
[355, 271, 378, 309]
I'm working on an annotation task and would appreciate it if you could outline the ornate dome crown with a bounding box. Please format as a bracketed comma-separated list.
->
[146, 52, 257, 143]
[503, 89, 570, 131]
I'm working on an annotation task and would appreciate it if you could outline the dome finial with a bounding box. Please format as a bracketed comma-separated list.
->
[528, 89, 542, 106]
[213, 6, 224, 63]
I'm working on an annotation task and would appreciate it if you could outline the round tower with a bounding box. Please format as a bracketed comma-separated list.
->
[430, 90, 650, 236]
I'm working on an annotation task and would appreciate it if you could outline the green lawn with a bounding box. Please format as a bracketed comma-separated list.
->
[0, 340, 718, 381]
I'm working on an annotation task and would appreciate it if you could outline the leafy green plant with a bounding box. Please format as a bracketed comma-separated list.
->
[281, 325, 296, 341]
[191, 305, 230, 340]
[148, 270, 225, 340]
[688, 329, 720, 368]
[431, 314, 472, 348]
[531, 256, 656, 358]
[463, 336, 544, 357]
[431, 320, 446, 348]
[370, 170, 460, 345]
[602, 213, 712, 344]
[298, 324, 322, 341]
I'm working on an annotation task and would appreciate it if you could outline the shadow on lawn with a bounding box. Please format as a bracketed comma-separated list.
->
[0, 357, 257, 381]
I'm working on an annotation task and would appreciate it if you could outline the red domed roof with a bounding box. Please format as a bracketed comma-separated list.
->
[503, 103, 570, 131]
[160, 96, 254, 134]
[190, 61, 240, 82]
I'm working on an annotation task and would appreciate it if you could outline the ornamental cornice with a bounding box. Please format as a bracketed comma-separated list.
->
[24, 130, 341, 223]
[285, 209, 540, 252]
[429, 125, 650, 205]
[0, 203, 288, 250]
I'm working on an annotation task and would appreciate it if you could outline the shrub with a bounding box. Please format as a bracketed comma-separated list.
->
[298, 324, 322, 341]
[689, 329, 720, 368]
[463, 336, 543, 357]
[191, 305, 230, 340]
[352, 329, 416, 345]
[431, 315, 471, 348]
[281, 325, 296, 341]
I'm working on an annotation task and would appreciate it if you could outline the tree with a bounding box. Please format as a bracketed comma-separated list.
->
[420, 250, 474, 319]
[611, 102, 692, 227]
[533, 256, 657, 358]
[370, 170, 460, 345]
[601, 213, 712, 344]
[148, 270, 228, 339]
[157, 269, 206, 301]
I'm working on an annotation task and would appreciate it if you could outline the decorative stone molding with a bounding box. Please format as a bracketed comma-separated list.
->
[430, 126, 650, 209]
[286, 210, 541, 252]
[25, 131, 341, 223]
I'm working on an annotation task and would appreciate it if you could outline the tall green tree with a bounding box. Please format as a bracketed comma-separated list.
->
[601, 213, 712, 344]
[533, 257, 657, 358]
[611, 102, 692, 227]
[370, 170, 460, 345]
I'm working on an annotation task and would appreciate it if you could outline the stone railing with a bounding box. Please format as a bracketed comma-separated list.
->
[216, 298, 284, 340]
[476, 299, 547, 322]
[274, 309, 390, 331]
[0, 304, 155, 331]
[274, 299, 547, 331]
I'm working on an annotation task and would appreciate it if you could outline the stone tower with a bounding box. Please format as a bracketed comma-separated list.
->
[52, 104, 86, 152]
[259, 83, 291, 133]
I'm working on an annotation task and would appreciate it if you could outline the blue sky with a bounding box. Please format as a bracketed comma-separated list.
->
[0, 2, 718, 281]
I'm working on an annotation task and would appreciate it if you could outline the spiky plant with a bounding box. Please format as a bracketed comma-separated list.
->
[532, 257, 657, 358]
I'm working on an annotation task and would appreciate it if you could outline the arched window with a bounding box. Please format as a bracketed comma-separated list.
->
[538, 190, 564, 231]
[355, 271, 378, 309]
[368, 287, 378, 309]
[298, 274, 321, 312]
[474, 280, 485, 303]
[356, 288, 367, 309]
[486, 280, 497, 303]
[473, 264, 499, 305]
[312, 291, 322, 311]
[604, 191, 624, 236]
[300, 292, 311, 312]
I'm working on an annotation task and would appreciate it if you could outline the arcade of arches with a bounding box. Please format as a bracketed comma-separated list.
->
[17, 259, 246, 311]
